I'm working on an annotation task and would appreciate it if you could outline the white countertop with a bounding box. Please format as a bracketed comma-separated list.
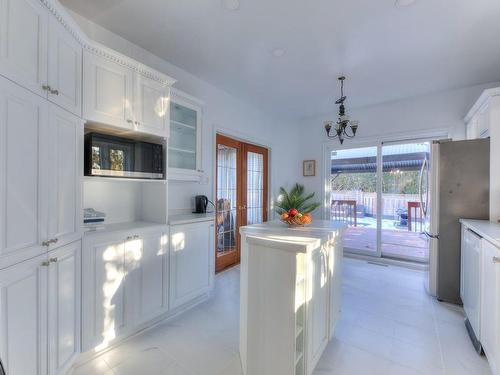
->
[169, 213, 215, 225]
[460, 219, 500, 248]
[240, 220, 346, 253]
[83, 221, 167, 236]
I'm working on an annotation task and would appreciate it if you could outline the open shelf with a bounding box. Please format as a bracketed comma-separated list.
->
[171, 119, 196, 130]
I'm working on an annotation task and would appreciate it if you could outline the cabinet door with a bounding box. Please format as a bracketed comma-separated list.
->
[462, 228, 481, 336]
[308, 247, 329, 372]
[126, 229, 168, 325]
[134, 74, 169, 137]
[83, 51, 134, 129]
[481, 240, 500, 373]
[81, 235, 125, 351]
[0, 254, 48, 375]
[169, 222, 213, 309]
[47, 241, 80, 375]
[169, 97, 202, 173]
[47, 105, 82, 251]
[0, 0, 48, 97]
[47, 15, 82, 116]
[0, 77, 48, 269]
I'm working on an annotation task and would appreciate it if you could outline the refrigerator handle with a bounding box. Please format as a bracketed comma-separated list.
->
[419, 159, 428, 218]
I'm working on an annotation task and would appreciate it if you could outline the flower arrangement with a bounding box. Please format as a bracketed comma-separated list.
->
[275, 184, 320, 226]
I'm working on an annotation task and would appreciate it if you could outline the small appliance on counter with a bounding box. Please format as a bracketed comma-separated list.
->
[194, 195, 213, 214]
[83, 208, 106, 224]
[84, 132, 164, 180]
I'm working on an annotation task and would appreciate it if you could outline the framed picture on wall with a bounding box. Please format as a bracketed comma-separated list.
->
[303, 160, 316, 177]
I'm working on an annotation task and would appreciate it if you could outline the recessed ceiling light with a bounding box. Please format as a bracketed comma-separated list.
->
[395, 0, 416, 8]
[272, 48, 286, 58]
[222, 0, 240, 11]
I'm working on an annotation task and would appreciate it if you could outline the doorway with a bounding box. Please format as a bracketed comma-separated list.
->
[215, 134, 268, 272]
[329, 141, 430, 263]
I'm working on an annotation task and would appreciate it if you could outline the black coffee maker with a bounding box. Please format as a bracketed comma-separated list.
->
[194, 195, 209, 214]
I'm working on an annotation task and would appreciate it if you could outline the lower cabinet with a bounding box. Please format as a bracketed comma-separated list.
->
[0, 241, 80, 375]
[169, 221, 215, 309]
[481, 239, 500, 375]
[81, 226, 169, 351]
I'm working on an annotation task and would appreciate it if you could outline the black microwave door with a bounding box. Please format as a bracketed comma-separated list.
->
[90, 137, 135, 176]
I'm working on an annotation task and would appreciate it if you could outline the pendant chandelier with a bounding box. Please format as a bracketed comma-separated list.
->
[324, 76, 359, 144]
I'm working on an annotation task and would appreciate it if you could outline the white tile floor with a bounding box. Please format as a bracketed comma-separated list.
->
[72, 258, 492, 375]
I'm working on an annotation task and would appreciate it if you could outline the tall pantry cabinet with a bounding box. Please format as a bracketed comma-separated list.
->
[0, 1, 83, 374]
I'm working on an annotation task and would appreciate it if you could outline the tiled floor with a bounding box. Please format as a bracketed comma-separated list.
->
[72, 258, 491, 375]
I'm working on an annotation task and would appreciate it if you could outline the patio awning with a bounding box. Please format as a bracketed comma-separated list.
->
[331, 152, 428, 174]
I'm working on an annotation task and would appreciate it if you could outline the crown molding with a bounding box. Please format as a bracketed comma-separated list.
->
[464, 87, 500, 123]
[171, 88, 205, 108]
[41, 0, 176, 87]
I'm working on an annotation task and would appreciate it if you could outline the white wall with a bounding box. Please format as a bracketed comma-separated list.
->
[296, 81, 500, 218]
[68, 11, 301, 217]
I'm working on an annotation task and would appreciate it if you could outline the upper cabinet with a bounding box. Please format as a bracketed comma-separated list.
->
[83, 48, 174, 137]
[0, 0, 82, 116]
[133, 73, 170, 137]
[47, 15, 82, 117]
[168, 89, 204, 180]
[0, 0, 48, 97]
[83, 51, 134, 128]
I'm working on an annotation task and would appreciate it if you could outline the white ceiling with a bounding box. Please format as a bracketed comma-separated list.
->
[61, 0, 500, 119]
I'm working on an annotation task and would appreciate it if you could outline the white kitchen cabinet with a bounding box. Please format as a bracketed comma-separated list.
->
[81, 231, 126, 351]
[82, 225, 168, 351]
[169, 220, 214, 309]
[47, 15, 82, 116]
[47, 241, 81, 375]
[0, 76, 48, 269]
[133, 73, 170, 137]
[83, 50, 134, 129]
[168, 89, 204, 180]
[481, 239, 500, 375]
[126, 228, 169, 326]
[461, 226, 482, 340]
[0, 0, 48, 97]
[0, 253, 48, 375]
[83, 51, 173, 137]
[47, 105, 82, 251]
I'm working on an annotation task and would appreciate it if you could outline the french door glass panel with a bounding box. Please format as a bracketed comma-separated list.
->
[216, 145, 238, 259]
[246, 152, 264, 225]
[381, 142, 430, 262]
[330, 146, 379, 255]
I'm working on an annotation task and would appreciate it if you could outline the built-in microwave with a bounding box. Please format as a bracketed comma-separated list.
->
[84, 133, 164, 180]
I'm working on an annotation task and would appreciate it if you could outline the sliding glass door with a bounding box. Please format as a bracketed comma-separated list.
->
[329, 141, 431, 263]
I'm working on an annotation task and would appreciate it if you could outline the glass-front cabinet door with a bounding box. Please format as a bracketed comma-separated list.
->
[168, 89, 203, 180]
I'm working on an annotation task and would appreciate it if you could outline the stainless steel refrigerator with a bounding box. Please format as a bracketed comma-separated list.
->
[425, 138, 490, 304]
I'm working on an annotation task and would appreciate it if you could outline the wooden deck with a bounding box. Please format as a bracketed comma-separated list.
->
[343, 226, 429, 262]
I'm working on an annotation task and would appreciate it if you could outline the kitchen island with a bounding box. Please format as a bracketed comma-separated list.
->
[239, 220, 346, 375]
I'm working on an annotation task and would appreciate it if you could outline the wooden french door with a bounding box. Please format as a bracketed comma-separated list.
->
[215, 134, 268, 273]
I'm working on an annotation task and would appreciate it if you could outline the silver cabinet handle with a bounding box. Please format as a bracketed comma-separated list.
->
[49, 88, 59, 95]
[41, 261, 50, 267]
[50, 238, 58, 244]
[134, 121, 140, 125]
[126, 236, 133, 241]
[49, 257, 58, 263]
[133, 234, 139, 239]
[42, 240, 51, 247]
[42, 85, 51, 91]
[126, 119, 133, 124]
[493, 257, 500, 264]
